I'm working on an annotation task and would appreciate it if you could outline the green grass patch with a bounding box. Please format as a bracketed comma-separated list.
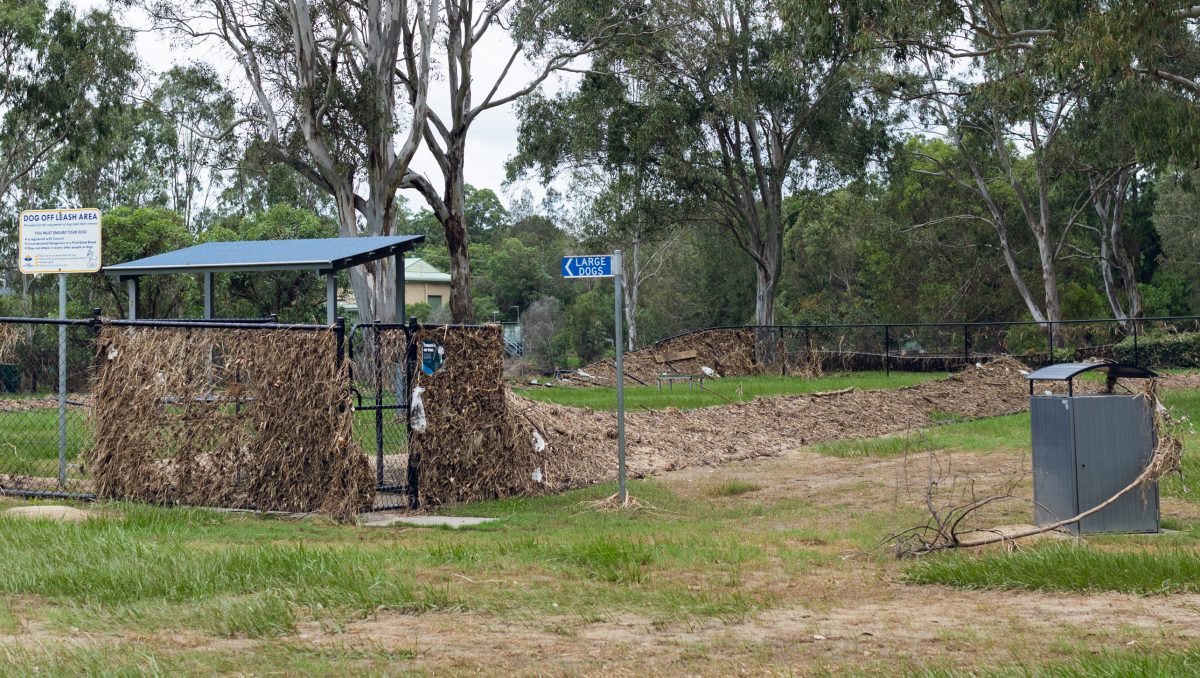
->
[709, 480, 762, 497]
[514, 371, 946, 411]
[813, 412, 1030, 458]
[911, 648, 1200, 677]
[904, 543, 1200, 594]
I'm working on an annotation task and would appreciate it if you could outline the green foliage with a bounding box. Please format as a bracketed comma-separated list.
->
[1113, 332, 1200, 369]
[204, 205, 337, 322]
[560, 287, 614, 364]
[71, 207, 198, 319]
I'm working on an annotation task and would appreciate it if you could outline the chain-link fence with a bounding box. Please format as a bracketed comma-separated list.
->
[0, 316, 100, 499]
[658, 316, 1200, 375]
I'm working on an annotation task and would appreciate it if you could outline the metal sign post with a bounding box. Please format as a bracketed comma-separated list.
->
[562, 251, 627, 503]
[19, 209, 102, 488]
[57, 273, 66, 486]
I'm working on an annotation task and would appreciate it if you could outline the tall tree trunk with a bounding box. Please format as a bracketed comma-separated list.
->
[622, 239, 640, 351]
[444, 135, 475, 323]
[1092, 169, 1144, 331]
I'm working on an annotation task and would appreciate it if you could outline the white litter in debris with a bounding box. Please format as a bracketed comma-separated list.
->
[1044, 390, 1053, 396]
[532, 429, 546, 452]
[107, 346, 119, 360]
[578, 369, 595, 379]
[410, 386, 427, 433]
[532, 467, 544, 483]
[1019, 369, 1030, 375]
[975, 362, 984, 368]
[701, 366, 718, 378]
[529, 378, 538, 385]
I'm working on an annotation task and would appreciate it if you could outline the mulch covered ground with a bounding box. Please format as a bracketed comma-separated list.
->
[519, 358, 1036, 489]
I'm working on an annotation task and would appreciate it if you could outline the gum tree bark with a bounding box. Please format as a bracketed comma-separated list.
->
[148, 0, 439, 322]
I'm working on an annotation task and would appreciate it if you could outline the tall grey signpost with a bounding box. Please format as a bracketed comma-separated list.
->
[19, 208, 102, 487]
[562, 251, 626, 503]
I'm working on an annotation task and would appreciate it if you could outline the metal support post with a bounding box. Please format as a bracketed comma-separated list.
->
[334, 317, 345, 366]
[374, 322, 384, 487]
[203, 271, 214, 319]
[56, 274, 67, 487]
[963, 323, 970, 366]
[1132, 320, 1139, 368]
[395, 254, 406, 323]
[613, 249, 626, 504]
[125, 277, 139, 320]
[325, 272, 337, 326]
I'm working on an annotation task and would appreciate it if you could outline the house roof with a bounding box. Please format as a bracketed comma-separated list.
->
[104, 235, 425, 277]
[404, 257, 451, 283]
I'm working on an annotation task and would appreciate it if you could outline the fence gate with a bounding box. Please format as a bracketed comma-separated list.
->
[349, 321, 417, 510]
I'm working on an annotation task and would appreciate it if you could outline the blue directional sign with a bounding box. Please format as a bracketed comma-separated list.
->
[561, 255, 614, 278]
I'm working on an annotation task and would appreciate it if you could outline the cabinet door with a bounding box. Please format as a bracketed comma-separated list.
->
[1074, 396, 1158, 533]
[1031, 396, 1078, 531]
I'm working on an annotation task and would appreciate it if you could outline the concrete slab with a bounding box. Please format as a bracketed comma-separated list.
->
[359, 513, 497, 529]
[4, 505, 91, 522]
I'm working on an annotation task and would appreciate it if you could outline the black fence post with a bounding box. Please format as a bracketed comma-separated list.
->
[1047, 321, 1055, 364]
[334, 317, 345, 367]
[962, 323, 970, 366]
[373, 322, 385, 487]
[405, 315, 420, 510]
[883, 325, 890, 377]
[1132, 319, 1139, 368]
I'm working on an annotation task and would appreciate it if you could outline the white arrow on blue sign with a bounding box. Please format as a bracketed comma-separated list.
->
[561, 255, 614, 278]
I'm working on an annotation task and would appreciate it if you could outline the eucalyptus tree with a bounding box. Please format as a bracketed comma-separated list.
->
[147, 0, 439, 322]
[0, 1, 138, 207]
[874, 0, 1200, 329]
[151, 65, 239, 232]
[514, 0, 886, 342]
[393, 0, 636, 322]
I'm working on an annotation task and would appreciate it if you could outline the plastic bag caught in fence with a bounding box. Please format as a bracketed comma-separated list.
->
[411, 386, 427, 433]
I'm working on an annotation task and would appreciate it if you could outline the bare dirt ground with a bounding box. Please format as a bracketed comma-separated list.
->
[300, 449, 1200, 675]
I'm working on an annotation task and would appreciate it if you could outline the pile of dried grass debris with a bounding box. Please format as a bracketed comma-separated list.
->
[565, 329, 759, 386]
[89, 325, 373, 519]
[409, 328, 1033, 506]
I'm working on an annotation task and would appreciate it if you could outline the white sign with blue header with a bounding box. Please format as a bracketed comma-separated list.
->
[561, 255, 614, 278]
[19, 208, 102, 274]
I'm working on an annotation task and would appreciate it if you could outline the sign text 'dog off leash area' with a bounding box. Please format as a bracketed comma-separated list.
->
[19, 209, 103, 274]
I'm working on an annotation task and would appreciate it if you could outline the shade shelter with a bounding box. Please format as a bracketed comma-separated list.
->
[104, 235, 425, 324]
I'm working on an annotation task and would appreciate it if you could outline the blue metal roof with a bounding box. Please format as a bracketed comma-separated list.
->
[104, 235, 424, 276]
[1025, 362, 1157, 381]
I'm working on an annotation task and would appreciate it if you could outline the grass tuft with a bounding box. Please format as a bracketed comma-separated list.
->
[910, 648, 1200, 677]
[904, 543, 1200, 594]
[555, 538, 658, 583]
[708, 480, 762, 497]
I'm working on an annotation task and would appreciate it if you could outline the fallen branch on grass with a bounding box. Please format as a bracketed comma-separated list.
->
[892, 379, 1189, 556]
[811, 387, 855, 398]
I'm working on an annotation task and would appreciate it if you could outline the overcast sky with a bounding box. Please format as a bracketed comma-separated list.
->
[72, 1, 563, 208]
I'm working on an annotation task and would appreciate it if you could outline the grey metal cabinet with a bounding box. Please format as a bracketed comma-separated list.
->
[1027, 364, 1159, 534]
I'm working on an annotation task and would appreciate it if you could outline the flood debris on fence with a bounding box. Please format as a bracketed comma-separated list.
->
[90, 325, 373, 519]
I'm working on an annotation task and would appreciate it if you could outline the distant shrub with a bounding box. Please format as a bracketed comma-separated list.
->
[1113, 331, 1200, 369]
